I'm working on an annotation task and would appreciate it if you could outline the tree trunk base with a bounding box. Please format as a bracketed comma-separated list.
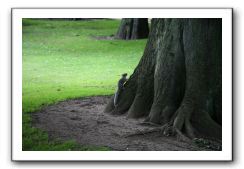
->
[104, 18, 222, 142]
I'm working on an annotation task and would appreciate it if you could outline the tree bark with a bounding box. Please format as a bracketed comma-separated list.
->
[105, 18, 222, 141]
[115, 18, 149, 40]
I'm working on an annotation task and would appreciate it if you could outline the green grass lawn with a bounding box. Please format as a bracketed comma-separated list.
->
[22, 19, 147, 150]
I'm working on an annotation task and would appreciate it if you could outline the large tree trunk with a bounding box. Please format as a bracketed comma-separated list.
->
[105, 18, 222, 141]
[115, 18, 149, 40]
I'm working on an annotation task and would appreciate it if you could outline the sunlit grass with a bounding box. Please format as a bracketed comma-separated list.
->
[22, 18, 147, 150]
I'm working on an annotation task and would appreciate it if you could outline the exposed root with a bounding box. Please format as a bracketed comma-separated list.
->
[174, 128, 192, 143]
[171, 105, 196, 139]
[138, 121, 162, 127]
[124, 120, 217, 149]
[123, 124, 191, 145]
[124, 128, 161, 138]
[159, 122, 192, 143]
[124, 122, 173, 138]
[124, 107, 218, 146]
[161, 122, 174, 136]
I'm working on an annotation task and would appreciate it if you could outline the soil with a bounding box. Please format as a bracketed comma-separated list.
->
[32, 96, 208, 151]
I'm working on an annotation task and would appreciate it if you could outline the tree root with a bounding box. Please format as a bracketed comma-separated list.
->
[123, 123, 221, 150]
[124, 120, 194, 144]
[124, 105, 221, 149]
[123, 122, 175, 138]
[174, 128, 192, 143]
[138, 121, 162, 127]
[123, 127, 162, 138]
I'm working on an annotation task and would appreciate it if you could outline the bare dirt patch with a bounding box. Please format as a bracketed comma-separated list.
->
[32, 96, 208, 151]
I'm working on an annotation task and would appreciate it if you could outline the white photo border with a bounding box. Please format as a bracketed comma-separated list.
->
[12, 8, 233, 161]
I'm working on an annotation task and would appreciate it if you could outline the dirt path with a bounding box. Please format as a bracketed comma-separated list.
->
[32, 96, 204, 151]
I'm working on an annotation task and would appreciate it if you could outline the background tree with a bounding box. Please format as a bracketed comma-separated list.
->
[105, 18, 222, 141]
[115, 18, 149, 40]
